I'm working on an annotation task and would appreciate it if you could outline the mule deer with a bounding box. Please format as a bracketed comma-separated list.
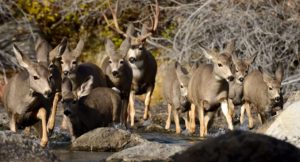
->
[35, 36, 67, 132]
[59, 38, 107, 89]
[228, 54, 257, 118]
[162, 61, 191, 134]
[103, 0, 159, 126]
[188, 41, 235, 137]
[240, 65, 283, 128]
[3, 44, 52, 147]
[61, 76, 122, 138]
[101, 38, 132, 128]
[58, 38, 107, 129]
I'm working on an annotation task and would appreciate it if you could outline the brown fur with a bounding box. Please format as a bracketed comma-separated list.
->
[240, 65, 283, 128]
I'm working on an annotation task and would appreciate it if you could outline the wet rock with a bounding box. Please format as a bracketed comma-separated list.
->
[171, 130, 300, 162]
[0, 130, 59, 162]
[145, 123, 166, 132]
[266, 101, 300, 148]
[71, 127, 147, 151]
[105, 142, 187, 162]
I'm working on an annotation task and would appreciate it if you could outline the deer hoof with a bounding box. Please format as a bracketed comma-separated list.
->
[40, 139, 48, 148]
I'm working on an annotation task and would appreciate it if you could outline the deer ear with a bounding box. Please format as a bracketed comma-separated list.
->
[200, 45, 216, 61]
[126, 23, 135, 37]
[13, 44, 32, 69]
[245, 53, 257, 65]
[275, 63, 283, 82]
[224, 39, 235, 55]
[73, 38, 84, 58]
[175, 62, 189, 76]
[231, 53, 238, 65]
[141, 23, 148, 36]
[49, 37, 68, 63]
[119, 37, 131, 58]
[58, 37, 68, 57]
[259, 67, 273, 84]
[77, 76, 93, 99]
[105, 39, 116, 56]
[35, 36, 51, 64]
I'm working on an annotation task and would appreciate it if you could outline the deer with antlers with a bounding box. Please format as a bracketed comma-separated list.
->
[103, 0, 159, 126]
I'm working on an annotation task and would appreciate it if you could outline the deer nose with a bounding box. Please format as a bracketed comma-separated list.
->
[64, 108, 72, 116]
[274, 96, 281, 103]
[63, 71, 69, 76]
[228, 76, 234, 81]
[239, 77, 244, 82]
[129, 57, 136, 63]
[45, 90, 52, 98]
[112, 71, 119, 76]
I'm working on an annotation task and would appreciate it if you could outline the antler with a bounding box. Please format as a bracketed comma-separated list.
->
[138, 0, 159, 41]
[102, 0, 129, 38]
[102, 0, 159, 42]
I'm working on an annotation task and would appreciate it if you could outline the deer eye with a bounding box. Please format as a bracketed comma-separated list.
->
[120, 60, 124, 64]
[72, 61, 77, 65]
[180, 85, 184, 88]
[245, 70, 248, 74]
[218, 63, 223, 67]
[108, 60, 112, 64]
[139, 45, 143, 50]
[269, 87, 273, 90]
[72, 100, 77, 104]
[236, 69, 239, 73]
[33, 75, 40, 80]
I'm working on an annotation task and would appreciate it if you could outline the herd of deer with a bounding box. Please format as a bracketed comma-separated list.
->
[0, 0, 284, 148]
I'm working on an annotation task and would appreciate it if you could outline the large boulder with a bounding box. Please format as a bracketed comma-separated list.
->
[105, 142, 187, 162]
[0, 131, 59, 162]
[266, 101, 300, 148]
[171, 130, 300, 162]
[71, 127, 147, 151]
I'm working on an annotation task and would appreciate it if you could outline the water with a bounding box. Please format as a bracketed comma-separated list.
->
[50, 126, 202, 162]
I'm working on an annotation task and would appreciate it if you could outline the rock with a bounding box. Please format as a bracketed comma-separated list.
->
[0, 105, 9, 130]
[266, 101, 300, 148]
[145, 123, 166, 132]
[171, 130, 300, 162]
[0, 130, 59, 162]
[284, 91, 300, 108]
[105, 142, 187, 162]
[71, 127, 147, 151]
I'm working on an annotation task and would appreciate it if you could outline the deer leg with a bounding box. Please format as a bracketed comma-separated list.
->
[47, 92, 61, 133]
[143, 86, 153, 120]
[165, 104, 172, 130]
[129, 91, 136, 127]
[121, 98, 129, 128]
[36, 107, 48, 148]
[9, 113, 16, 132]
[240, 104, 246, 124]
[189, 103, 196, 134]
[183, 113, 190, 131]
[245, 102, 253, 129]
[228, 99, 235, 118]
[257, 113, 263, 125]
[204, 111, 214, 136]
[173, 108, 181, 134]
[199, 101, 205, 137]
[221, 99, 234, 130]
